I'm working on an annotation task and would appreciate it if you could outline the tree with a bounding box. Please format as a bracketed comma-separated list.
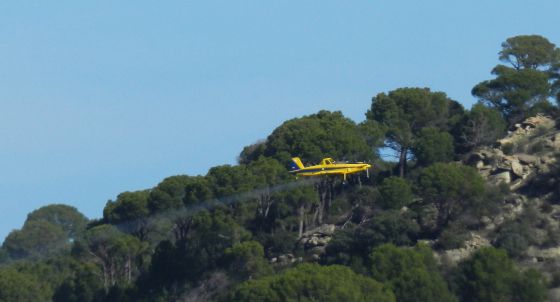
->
[148, 209, 250, 290]
[367, 87, 460, 177]
[473, 35, 560, 124]
[148, 175, 192, 213]
[552, 62, 560, 104]
[53, 263, 103, 302]
[25, 204, 88, 240]
[412, 128, 454, 167]
[0, 248, 8, 264]
[513, 269, 547, 302]
[3, 220, 67, 260]
[207, 165, 254, 198]
[323, 211, 419, 271]
[78, 224, 146, 293]
[224, 241, 272, 280]
[283, 185, 319, 237]
[472, 66, 551, 124]
[3, 204, 89, 260]
[378, 177, 413, 209]
[229, 263, 395, 302]
[104, 191, 150, 223]
[416, 163, 485, 229]
[104, 191, 151, 240]
[182, 176, 214, 205]
[247, 158, 290, 231]
[455, 247, 546, 302]
[369, 244, 455, 302]
[459, 103, 507, 150]
[499, 35, 559, 70]
[242, 110, 376, 165]
[0, 268, 47, 301]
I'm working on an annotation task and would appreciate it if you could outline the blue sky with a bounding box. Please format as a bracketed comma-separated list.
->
[1, 1, 559, 240]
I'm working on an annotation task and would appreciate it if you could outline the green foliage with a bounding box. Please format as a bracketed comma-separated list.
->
[77, 224, 147, 292]
[551, 271, 560, 288]
[52, 262, 103, 302]
[247, 157, 290, 187]
[148, 175, 192, 213]
[229, 263, 395, 302]
[323, 211, 419, 271]
[455, 247, 546, 302]
[2, 204, 89, 260]
[473, 66, 551, 124]
[103, 191, 154, 241]
[3, 35, 558, 301]
[369, 244, 456, 302]
[26, 204, 88, 240]
[224, 241, 272, 280]
[412, 127, 454, 166]
[148, 210, 250, 290]
[378, 177, 413, 209]
[3, 220, 67, 260]
[499, 35, 559, 70]
[5, 256, 83, 300]
[0, 268, 47, 302]
[0, 249, 8, 264]
[417, 163, 485, 228]
[495, 205, 542, 258]
[437, 222, 470, 250]
[257, 230, 296, 256]
[513, 269, 548, 302]
[473, 35, 560, 125]
[207, 165, 254, 198]
[241, 110, 376, 165]
[495, 232, 529, 259]
[367, 87, 462, 176]
[183, 175, 214, 204]
[104, 191, 150, 223]
[459, 103, 507, 150]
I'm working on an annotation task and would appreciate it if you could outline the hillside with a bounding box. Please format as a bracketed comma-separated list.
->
[1, 34, 560, 302]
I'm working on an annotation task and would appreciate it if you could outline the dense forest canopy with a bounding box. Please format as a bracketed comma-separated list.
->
[1, 34, 560, 302]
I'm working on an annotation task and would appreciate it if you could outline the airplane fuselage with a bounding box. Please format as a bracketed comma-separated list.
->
[289, 157, 371, 181]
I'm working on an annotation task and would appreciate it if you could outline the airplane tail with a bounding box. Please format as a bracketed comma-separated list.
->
[290, 157, 305, 170]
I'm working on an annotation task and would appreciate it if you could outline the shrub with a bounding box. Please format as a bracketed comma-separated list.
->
[438, 223, 470, 250]
[502, 143, 515, 155]
[495, 232, 529, 259]
[229, 263, 395, 302]
[455, 247, 546, 301]
[370, 244, 456, 302]
[416, 163, 485, 229]
[412, 128, 455, 167]
[378, 177, 413, 210]
[529, 140, 546, 154]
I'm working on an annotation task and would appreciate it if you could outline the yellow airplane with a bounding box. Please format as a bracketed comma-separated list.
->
[289, 157, 372, 181]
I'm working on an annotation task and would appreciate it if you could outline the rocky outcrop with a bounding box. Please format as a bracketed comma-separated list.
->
[497, 113, 556, 147]
[297, 224, 336, 260]
[526, 246, 560, 262]
[438, 233, 491, 265]
[465, 114, 559, 191]
[270, 253, 301, 265]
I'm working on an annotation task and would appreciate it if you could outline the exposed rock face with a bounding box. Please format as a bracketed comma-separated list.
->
[526, 246, 560, 262]
[297, 224, 336, 260]
[438, 233, 491, 265]
[434, 115, 560, 268]
[465, 114, 559, 191]
[497, 113, 556, 147]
